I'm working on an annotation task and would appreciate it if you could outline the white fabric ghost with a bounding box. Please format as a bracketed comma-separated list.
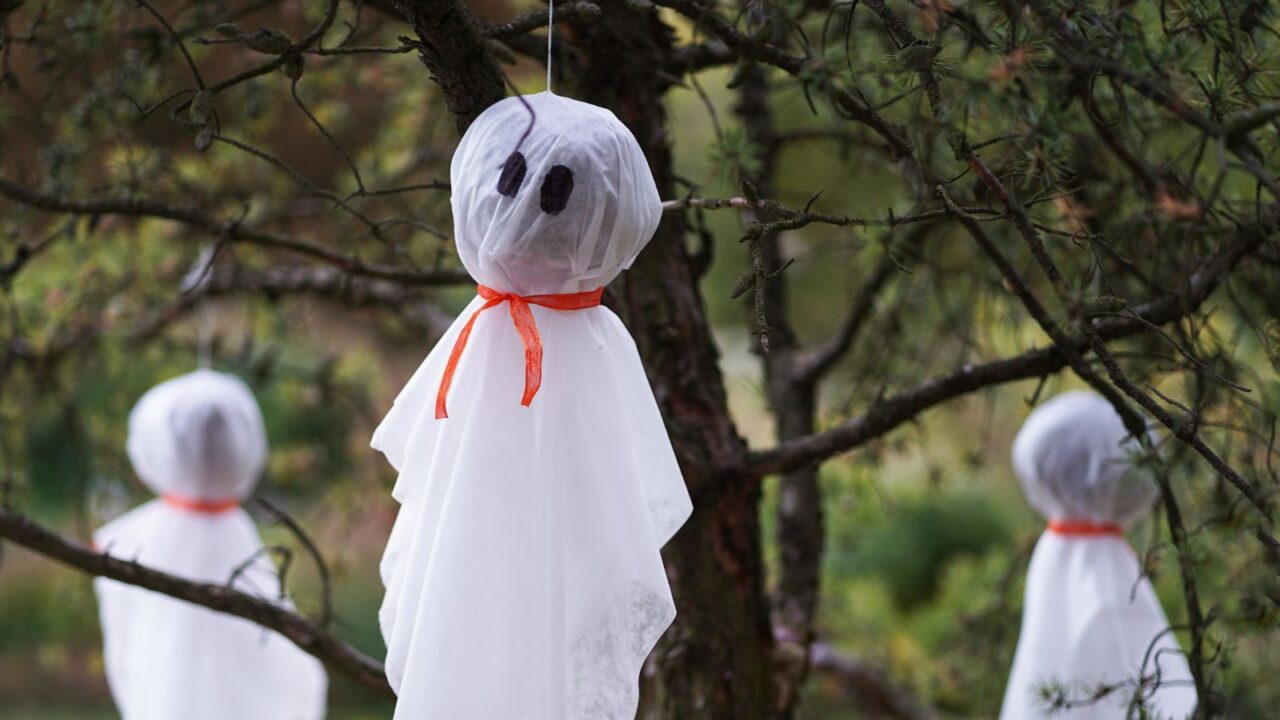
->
[93, 369, 328, 720]
[1000, 391, 1197, 720]
[372, 92, 692, 720]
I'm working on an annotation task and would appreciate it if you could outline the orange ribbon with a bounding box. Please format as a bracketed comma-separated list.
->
[162, 493, 239, 514]
[435, 284, 604, 419]
[1047, 519, 1123, 537]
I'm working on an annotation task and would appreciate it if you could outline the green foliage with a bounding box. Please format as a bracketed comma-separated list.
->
[705, 126, 764, 188]
[843, 493, 1011, 610]
[2, 0, 1279, 716]
[0, 568, 99, 650]
[24, 405, 94, 511]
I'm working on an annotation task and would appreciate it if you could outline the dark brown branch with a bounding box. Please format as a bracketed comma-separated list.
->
[939, 186, 1151, 441]
[485, 1, 601, 42]
[127, 264, 453, 342]
[795, 223, 934, 384]
[969, 138, 1274, 516]
[0, 508, 393, 698]
[652, 0, 914, 159]
[255, 498, 333, 628]
[808, 641, 936, 720]
[859, 0, 1274, 520]
[0, 177, 470, 286]
[390, 0, 507, 133]
[1028, 5, 1279, 198]
[749, 228, 1266, 476]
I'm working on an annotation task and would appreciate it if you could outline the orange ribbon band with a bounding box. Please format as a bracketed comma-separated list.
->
[162, 493, 240, 514]
[435, 284, 604, 419]
[1047, 519, 1123, 537]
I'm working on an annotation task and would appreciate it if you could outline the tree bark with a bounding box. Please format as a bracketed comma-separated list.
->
[735, 54, 824, 718]
[391, 0, 507, 133]
[571, 6, 775, 718]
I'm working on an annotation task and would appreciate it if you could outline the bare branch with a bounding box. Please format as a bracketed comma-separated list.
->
[0, 177, 470, 286]
[0, 508, 393, 697]
[795, 223, 933, 384]
[808, 641, 936, 720]
[749, 227, 1266, 476]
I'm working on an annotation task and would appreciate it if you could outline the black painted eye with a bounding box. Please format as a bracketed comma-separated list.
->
[497, 151, 527, 197]
[540, 165, 574, 214]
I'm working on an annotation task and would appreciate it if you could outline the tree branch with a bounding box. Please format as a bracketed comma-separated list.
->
[749, 227, 1266, 476]
[0, 177, 470, 286]
[794, 223, 933, 384]
[0, 508, 393, 698]
[485, 1, 601, 42]
[390, 0, 507, 133]
[652, 0, 914, 159]
[808, 641, 936, 720]
[128, 264, 454, 342]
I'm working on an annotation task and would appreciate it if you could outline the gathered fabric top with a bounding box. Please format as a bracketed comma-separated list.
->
[450, 92, 662, 296]
[1012, 391, 1159, 529]
[127, 369, 267, 503]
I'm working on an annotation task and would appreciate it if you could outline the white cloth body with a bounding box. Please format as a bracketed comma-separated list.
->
[95, 502, 328, 720]
[1000, 532, 1197, 719]
[373, 92, 692, 720]
[94, 370, 327, 720]
[1001, 391, 1196, 719]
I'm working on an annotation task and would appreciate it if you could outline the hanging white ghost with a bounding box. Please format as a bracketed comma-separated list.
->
[1000, 391, 1197, 719]
[93, 369, 328, 720]
[371, 92, 693, 720]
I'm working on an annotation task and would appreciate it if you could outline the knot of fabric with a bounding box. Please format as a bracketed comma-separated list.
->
[1047, 519, 1123, 537]
[435, 284, 605, 419]
[162, 493, 239, 514]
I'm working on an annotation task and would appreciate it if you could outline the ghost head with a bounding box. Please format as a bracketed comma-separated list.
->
[1012, 391, 1160, 528]
[126, 369, 268, 502]
[449, 92, 662, 296]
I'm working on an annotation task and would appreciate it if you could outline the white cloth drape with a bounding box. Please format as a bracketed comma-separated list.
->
[373, 92, 692, 720]
[94, 370, 328, 720]
[1000, 391, 1196, 719]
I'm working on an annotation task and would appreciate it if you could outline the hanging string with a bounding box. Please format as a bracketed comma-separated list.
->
[183, 246, 216, 370]
[546, 0, 555, 93]
[196, 303, 212, 370]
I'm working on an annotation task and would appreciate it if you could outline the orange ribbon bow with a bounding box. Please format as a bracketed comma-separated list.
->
[435, 284, 604, 419]
[163, 493, 240, 514]
[1047, 519, 1123, 537]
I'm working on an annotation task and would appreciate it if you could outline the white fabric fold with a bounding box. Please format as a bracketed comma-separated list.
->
[1000, 531, 1197, 719]
[1000, 391, 1196, 719]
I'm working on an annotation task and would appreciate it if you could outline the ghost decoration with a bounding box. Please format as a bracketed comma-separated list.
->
[371, 92, 693, 720]
[93, 370, 328, 720]
[1000, 391, 1197, 720]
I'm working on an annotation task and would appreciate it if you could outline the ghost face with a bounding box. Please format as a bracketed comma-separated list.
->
[449, 93, 662, 296]
[497, 151, 575, 215]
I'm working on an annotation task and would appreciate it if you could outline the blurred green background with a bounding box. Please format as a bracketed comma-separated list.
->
[2, 1, 1278, 718]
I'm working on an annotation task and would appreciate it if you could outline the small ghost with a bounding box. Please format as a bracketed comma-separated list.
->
[1000, 391, 1197, 720]
[94, 370, 328, 720]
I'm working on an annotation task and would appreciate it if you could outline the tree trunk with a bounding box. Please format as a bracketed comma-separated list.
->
[572, 7, 776, 718]
[737, 57, 825, 717]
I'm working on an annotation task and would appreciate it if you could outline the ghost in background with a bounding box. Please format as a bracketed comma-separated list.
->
[372, 92, 692, 720]
[94, 369, 327, 720]
[1000, 390, 1197, 719]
